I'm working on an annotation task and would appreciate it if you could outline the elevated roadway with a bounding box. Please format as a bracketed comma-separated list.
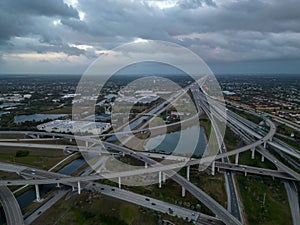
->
[214, 162, 297, 181]
[197, 92, 242, 221]
[0, 83, 298, 225]
[0, 161, 222, 225]
[0, 149, 242, 225]
[0, 186, 24, 225]
[0, 116, 285, 187]
[284, 181, 300, 225]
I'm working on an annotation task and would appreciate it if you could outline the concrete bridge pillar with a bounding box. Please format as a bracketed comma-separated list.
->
[263, 141, 267, 149]
[211, 161, 215, 176]
[162, 173, 167, 183]
[261, 155, 265, 162]
[78, 181, 81, 194]
[35, 184, 41, 202]
[235, 153, 239, 165]
[251, 147, 255, 159]
[145, 162, 148, 168]
[118, 177, 121, 189]
[56, 183, 60, 188]
[85, 141, 89, 148]
[182, 187, 186, 197]
[181, 166, 191, 198]
[158, 171, 162, 188]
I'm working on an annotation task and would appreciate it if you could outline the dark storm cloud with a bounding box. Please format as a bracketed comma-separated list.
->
[203, 0, 300, 33]
[3, 0, 79, 18]
[178, 0, 217, 9]
[165, 0, 300, 36]
[63, 0, 170, 41]
[0, 0, 300, 74]
[56, 0, 300, 63]
[0, 0, 78, 41]
[60, 18, 89, 34]
[32, 44, 85, 56]
[71, 0, 300, 39]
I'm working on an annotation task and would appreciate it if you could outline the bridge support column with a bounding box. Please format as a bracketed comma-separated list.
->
[261, 155, 265, 162]
[182, 187, 186, 197]
[158, 171, 162, 188]
[122, 152, 125, 157]
[118, 177, 121, 189]
[77, 181, 81, 194]
[85, 141, 89, 148]
[35, 184, 41, 202]
[251, 147, 255, 159]
[37, 135, 40, 139]
[211, 161, 215, 176]
[235, 153, 239, 165]
[244, 171, 247, 176]
[56, 183, 60, 188]
[145, 162, 148, 168]
[263, 141, 267, 149]
[181, 166, 190, 198]
[163, 173, 167, 183]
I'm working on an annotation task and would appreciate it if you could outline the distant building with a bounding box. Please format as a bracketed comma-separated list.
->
[23, 94, 32, 99]
[96, 100, 107, 106]
[138, 95, 159, 104]
[104, 94, 117, 100]
[37, 120, 111, 135]
[84, 114, 111, 122]
[223, 91, 236, 95]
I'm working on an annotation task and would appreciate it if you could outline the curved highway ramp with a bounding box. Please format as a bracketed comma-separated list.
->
[0, 186, 24, 225]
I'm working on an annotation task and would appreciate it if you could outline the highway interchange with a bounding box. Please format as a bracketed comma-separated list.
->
[0, 84, 299, 225]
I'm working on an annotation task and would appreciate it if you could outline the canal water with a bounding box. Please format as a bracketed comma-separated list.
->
[0, 158, 86, 224]
[14, 114, 68, 124]
[0, 103, 22, 109]
[145, 125, 207, 157]
[107, 95, 182, 142]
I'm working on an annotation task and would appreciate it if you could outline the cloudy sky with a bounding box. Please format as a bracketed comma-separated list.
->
[0, 0, 300, 75]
